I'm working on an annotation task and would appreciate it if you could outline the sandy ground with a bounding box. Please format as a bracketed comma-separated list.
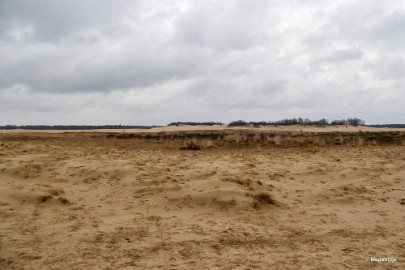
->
[0, 130, 404, 269]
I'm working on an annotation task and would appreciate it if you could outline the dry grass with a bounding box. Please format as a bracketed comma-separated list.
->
[253, 192, 275, 204]
[180, 140, 202, 150]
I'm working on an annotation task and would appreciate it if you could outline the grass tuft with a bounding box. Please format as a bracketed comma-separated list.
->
[180, 141, 202, 150]
[253, 192, 276, 205]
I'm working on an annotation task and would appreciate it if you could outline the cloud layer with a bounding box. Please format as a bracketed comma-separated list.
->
[1, 0, 404, 124]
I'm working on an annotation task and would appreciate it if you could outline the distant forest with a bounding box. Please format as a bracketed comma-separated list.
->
[367, 124, 405, 128]
[168, 118, 367, 127]
[0, 125, 158, 130]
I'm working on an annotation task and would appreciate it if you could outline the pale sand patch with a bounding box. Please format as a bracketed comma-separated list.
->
[1, 124, 405, 134]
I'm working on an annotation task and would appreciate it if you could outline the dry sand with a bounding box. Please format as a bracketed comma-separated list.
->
[0, 129, 404, 269]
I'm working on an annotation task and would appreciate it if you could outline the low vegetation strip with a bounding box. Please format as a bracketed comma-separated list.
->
[106, 130, 405, 148]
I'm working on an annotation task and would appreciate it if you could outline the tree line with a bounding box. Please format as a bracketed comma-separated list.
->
[367, 124, 405, 128]
[228, 118, 366, 127]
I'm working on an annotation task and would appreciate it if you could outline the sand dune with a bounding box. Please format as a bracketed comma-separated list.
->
[0, 130, 404, 269]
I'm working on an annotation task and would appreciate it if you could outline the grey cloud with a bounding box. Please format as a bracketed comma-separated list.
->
[0, 0, 137, 42]
[173, 0, 273, 51]
[0, 0, 404, 124]
[368, 10, 405, 45]
[369, 56, 405, 80]
[315, 1, 405, 50]
[324, 48, 363, 63]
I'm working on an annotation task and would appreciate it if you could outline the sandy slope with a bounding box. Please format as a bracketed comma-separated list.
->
[0, 132, 404, 269]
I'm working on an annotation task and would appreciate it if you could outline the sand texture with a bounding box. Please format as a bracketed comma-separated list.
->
[0, 129, 404, 269]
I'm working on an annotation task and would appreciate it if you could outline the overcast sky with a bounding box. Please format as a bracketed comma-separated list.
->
[1, 0, 404, 125]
